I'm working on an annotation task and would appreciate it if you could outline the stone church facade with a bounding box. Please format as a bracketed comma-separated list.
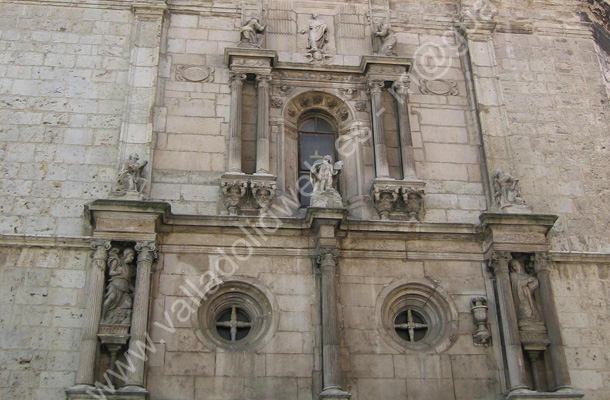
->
[1, 0, 610, 399]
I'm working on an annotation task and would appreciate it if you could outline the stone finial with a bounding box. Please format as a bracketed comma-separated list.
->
[374, 18, 397, 56]
[309, 155, 344, 208]
[101, 247, 135, 326]
[301, 12, 328, 61]
[221, 179, 248, 216]
[111, 153, 148, 199]
[239, 15, 266, 48]
[470, 296, 491, 345]
[491, 169, 530, 212]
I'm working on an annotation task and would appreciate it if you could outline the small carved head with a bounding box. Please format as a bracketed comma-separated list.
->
[123, 248, 136, 263]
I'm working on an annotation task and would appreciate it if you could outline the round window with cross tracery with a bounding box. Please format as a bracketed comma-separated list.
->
[376, 279, 459, 353]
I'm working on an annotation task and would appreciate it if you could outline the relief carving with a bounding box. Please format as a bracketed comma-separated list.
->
[338, 88, 359, 99]
[221, 179, 248, 215]
[355, 101, 367, 112]
[176, 65, 215, 83]
[419, 79, 458, 96]
[371, 182, 425, 221]
[251, 180, 277, 215]
[271, 96, 283, 108]
[371, 185, 399, 220]
[403, 187, 425, 222]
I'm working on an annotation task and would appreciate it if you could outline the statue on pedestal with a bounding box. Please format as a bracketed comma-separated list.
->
[492, 169, 527, 210]
[374, 19, 397, 56]
[113, 153, 148, 199]
[301, 13, 328, 61]
[240, 15, 266, 48]
[509, 258, 543, 330]
[101, 248, 135, 326]
[309, 155, 343, 208]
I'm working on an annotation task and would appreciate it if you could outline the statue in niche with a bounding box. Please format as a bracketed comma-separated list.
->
[492, 169, 526, 210]
[101, 248, 135, 326]
[113, 153, 148, 198]
[301, 13, 328, 61]
[509, 258, 543, 329]
[374, 18, 397, 56]
[309, 155, 344, 208]
[239, 15, 266, 48]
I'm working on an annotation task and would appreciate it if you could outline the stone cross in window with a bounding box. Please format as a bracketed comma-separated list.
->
[394, 309, 428, 342]
[215, 306, 252, 342]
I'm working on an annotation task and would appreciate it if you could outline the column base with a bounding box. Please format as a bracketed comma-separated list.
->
[66, 385, 149, 400]
[318, 386, 352, 400]
[506, 388, 583, 400]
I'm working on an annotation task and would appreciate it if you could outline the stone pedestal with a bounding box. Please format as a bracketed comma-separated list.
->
[220, 173, 277, 215]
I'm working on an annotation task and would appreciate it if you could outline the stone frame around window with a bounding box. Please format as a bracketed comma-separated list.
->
[193, 279, 278, 351]
[375, 278, 459, 353]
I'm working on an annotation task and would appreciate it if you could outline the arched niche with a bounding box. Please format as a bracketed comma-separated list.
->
[279, 90, 366, 212]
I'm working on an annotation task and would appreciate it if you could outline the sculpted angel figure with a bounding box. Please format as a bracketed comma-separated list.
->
[375, 19, 397, 56]
[114, 153, 148, 197]
[310, 155, 343, 193]
[101, 248, 135, 325]
[240, 15, 266, 48]
[301, 13, 328, 55]
[509, 258, 542, 327]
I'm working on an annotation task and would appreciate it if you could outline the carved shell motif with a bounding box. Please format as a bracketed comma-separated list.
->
[176, 66, 215, 83]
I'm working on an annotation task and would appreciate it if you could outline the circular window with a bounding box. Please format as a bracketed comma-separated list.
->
[376, 279, 458, 353]
[195, 280, 277, 351]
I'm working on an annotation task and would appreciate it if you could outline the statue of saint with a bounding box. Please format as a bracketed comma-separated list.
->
[101, 248, 135, 325]
[375, 19, 397, 56]
[239, 15, 266, 48]
[310, 155, 343, 193]
[301, 13, 328, 59]
[492, 169, 526, 210]
[114, 153, 148, 197]
[509, 258, 542, 328]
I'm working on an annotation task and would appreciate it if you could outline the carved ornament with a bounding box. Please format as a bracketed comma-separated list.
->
[176, 65, 215, 83]
[419, 79, 458, 96]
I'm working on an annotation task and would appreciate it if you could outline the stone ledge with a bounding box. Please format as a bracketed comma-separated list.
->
[506, 389, 583, 400]
[66, 386, 149, 400]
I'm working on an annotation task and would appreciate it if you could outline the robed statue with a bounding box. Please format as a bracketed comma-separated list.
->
[113, 153, 148, 198]
[301, 13, 328, 60]
[374, 19, 397, 56]
[492, 169, 527, 210]
[101, 248, 135, 326]
[309, 155, 344, 208]
[509, 258, 543, 329]
[240, 15, 266, 48]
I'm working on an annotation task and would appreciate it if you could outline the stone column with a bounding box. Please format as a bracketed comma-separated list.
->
[124, 241, 157, 389]
[534, 253, 573, 391]
[394, 80, 417, 180]
[228, 72, 247, 173]
[255, 73, 271, 174]
[74, 240, 111, 387]
[367, 78, 390, 179]
[489, 251, 528, 392]
[317, 248, 350, 399]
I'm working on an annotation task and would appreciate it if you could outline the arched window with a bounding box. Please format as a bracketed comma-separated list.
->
[297, 116, 336, 206]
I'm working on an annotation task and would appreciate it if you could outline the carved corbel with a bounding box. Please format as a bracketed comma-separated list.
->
[221, 179, 249, 215]
[401, 187, 425, 222]
[251, 180, 277, 215]
[470, 296, 491, 346]
[371, 185, 400, 220]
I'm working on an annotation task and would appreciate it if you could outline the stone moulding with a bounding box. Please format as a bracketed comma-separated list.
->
[371, 179, 425, 221]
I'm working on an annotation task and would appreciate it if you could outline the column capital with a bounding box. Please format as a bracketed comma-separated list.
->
[229, 72, 247, 88]
[533, 252, 551, 273]
[488, 251, 511, 274]
[255, 73, 272, 87]
[91, 239, 111, 252]
[135, 241, 157, 263]
[316, 247, 339, 268]
[367, 78, 384, 94]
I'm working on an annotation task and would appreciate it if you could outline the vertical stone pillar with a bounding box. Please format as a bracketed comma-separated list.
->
[367, 78, 390, 179]
[255, 73, 271, 174]
[124, 241, 157, 389]
[489, 251, 528, 392]
[74, 240, 111, 387]
[394, 80, 417, 180]
[115, 3, 166, 195]
[534, 253, 573, 390]
[317, 248, 350, 399]
[228, 72, 247, 173]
